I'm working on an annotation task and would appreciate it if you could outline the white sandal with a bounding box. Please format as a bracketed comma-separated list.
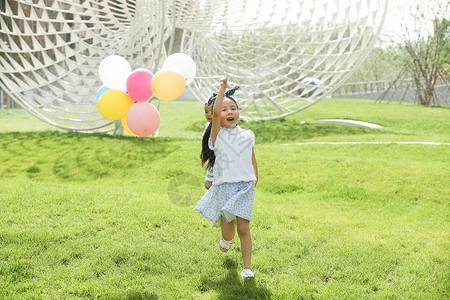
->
[219, 237, 233, 252]
[241, 268, 255, 279]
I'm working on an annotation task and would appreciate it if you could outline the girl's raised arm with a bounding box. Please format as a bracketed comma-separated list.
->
[210, 75, 228, 144]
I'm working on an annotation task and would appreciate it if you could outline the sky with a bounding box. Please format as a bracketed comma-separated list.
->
[382, 0, 448, 40]
[218, 0, 448, 42]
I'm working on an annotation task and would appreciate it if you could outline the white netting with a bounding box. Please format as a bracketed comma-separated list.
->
[0, 0, 388, 129]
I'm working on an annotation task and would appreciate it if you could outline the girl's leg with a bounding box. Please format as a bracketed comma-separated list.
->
[220, 217, 235, 242]
[236, 217, 252, 269]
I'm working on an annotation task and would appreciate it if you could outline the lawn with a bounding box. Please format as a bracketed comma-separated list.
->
[0, 98, 449, 299]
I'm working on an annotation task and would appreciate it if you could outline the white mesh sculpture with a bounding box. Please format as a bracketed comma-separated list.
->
[0, 0, 388, 130]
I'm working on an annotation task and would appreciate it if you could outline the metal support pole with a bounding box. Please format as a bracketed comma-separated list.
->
[154, 0, 166, 69]
[168, 0, 177, 55]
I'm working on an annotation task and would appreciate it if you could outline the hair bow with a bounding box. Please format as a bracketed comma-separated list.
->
[207, 86, 240, 109]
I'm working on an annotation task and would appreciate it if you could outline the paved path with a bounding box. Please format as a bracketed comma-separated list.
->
[314, 119, 383, 128]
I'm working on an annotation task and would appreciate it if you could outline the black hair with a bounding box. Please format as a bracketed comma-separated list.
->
[201, 122, 215, 170]
[208, 93, 239, 110]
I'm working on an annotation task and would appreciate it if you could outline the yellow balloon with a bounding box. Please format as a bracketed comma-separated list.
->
[151, 70, 186, 101]
[121, 115, 137, 136]
[97, 89, 134, 120]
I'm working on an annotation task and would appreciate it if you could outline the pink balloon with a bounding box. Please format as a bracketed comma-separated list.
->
[126, 69, 154, 102]
[126, 102, 160, 137]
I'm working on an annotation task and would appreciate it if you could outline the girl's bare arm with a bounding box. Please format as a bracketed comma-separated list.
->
[252, 147, 258, 186]
[211, 75, 227, 144]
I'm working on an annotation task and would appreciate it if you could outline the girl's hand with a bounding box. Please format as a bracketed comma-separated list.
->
[220, 75, 228, 88]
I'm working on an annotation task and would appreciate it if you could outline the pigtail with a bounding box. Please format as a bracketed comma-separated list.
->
[201, 122, 215, 170]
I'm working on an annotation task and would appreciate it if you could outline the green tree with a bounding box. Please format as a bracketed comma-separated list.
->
[345, 46, 403, 83]
[396, 4, 449, 106]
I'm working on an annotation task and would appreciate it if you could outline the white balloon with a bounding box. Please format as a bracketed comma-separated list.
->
[162, 53, 197, 85]
[98, 55, 132, 91]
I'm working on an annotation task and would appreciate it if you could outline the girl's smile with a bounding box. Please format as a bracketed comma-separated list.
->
[220, 98, 239, 128]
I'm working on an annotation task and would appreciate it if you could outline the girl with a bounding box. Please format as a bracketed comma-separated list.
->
[195, 75, 258, 279]
[201, 84, 240, 189]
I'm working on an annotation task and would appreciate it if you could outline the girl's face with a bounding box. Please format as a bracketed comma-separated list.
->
[220, 98, 239, 128]
[204, 103, 212, 123]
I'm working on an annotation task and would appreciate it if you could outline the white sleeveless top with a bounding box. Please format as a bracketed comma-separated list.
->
[209, 125, 256, 185]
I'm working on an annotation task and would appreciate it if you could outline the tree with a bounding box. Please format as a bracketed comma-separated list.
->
[344, 46, 403, 83]
[396, 3, 449, 106]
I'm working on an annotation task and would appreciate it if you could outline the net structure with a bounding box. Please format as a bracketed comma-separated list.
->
[0, 0, 388, 130]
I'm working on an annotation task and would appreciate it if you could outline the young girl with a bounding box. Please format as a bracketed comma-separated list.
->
[195, 75, 258, 279]
[201, 85, 240, 189]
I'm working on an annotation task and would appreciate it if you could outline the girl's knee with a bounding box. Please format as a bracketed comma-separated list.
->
[221, 218, 236, 240]
[237, 221, 251, 237]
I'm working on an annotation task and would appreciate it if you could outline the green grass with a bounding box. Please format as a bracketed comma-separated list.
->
[0, 98, 449, 299]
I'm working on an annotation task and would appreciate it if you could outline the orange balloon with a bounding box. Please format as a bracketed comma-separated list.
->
[121, 115, 137, 136]
[151, 70, 186, 101]
[97, 89, 134, 120]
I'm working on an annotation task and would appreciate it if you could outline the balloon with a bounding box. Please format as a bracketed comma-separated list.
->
[97, 89, 134, 120]
[151, 70, 186, 101]
[162, 53, 196, 85]
[126, 102, 160, 137]
[96, 85, 110, 101]
[121, 115, 137, 136]
[126, 68, 154, 102]
[98, 55, 132, 91]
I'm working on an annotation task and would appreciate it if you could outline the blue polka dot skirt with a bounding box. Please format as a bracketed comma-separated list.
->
[195, 181, 255, 223]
